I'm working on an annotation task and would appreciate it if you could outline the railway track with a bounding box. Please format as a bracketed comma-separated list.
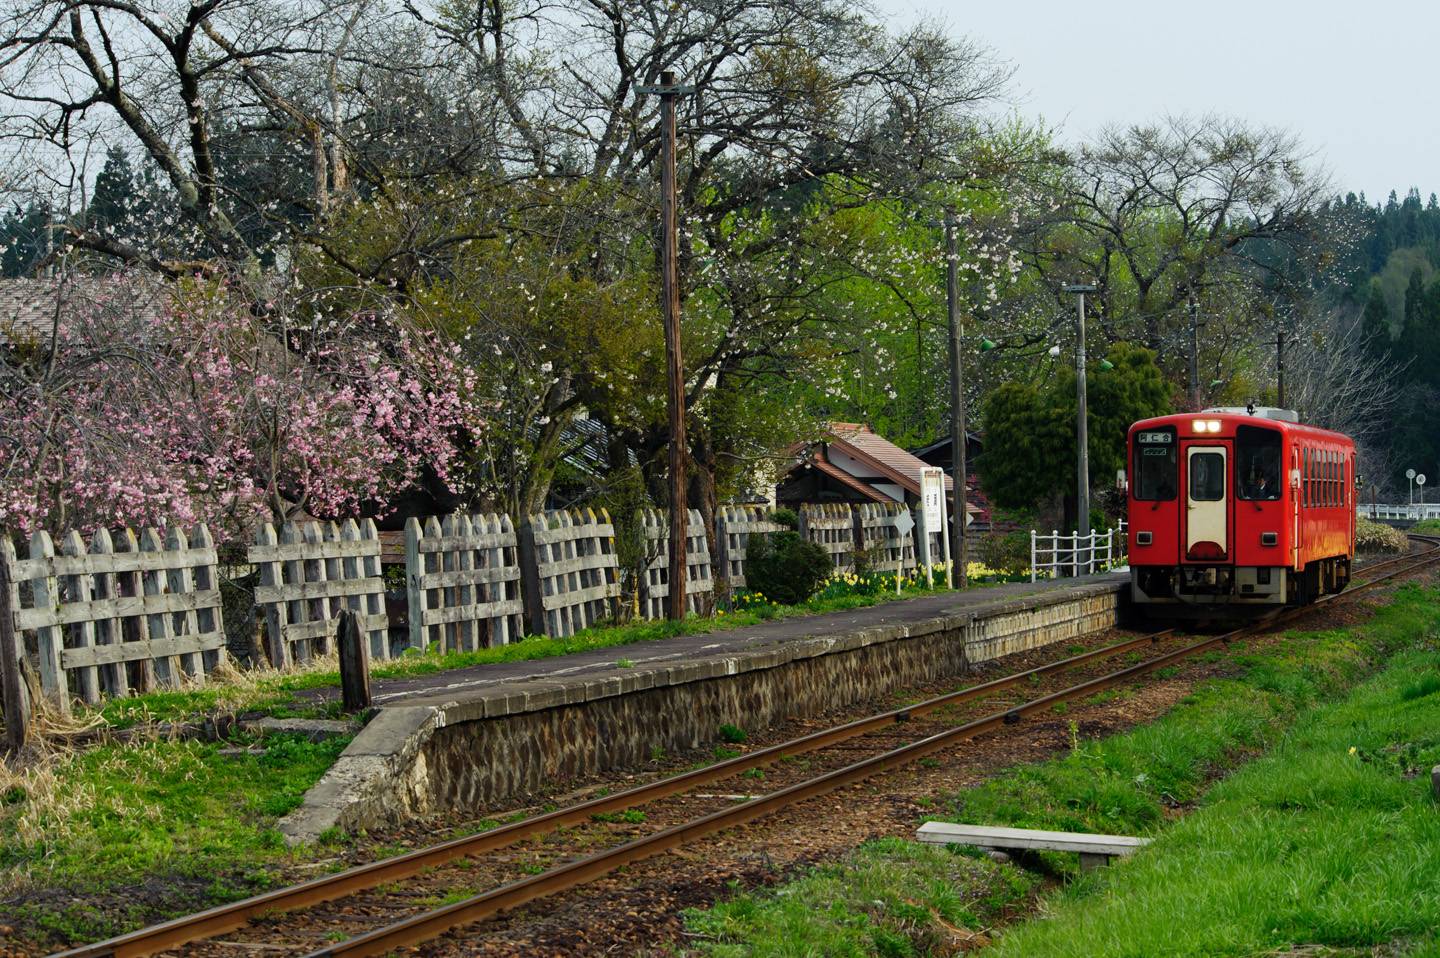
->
[56, 535, 1440, 958]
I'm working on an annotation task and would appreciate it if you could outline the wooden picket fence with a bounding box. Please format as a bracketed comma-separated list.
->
[518, 508, 620, 638]
[639, 508, 713, 618]
[714, 505, 786, 593]
[799, 503, 857, 572]
[405, 514, 524, 652]
[0, 501, 926, 718]
[856, 502, 919, 574]
[249, 519, 389, 667]
[2, 525, 226, 714]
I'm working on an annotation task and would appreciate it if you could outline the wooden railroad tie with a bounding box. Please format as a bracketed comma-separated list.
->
[916, 822, 1151, 871]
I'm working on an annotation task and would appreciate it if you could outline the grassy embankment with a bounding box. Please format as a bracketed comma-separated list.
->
[0, 731, 349, 948]
[683, 583, 1440, 957]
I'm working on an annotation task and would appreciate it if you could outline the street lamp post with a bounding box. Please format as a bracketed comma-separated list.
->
[1063, 284, 1097, 572]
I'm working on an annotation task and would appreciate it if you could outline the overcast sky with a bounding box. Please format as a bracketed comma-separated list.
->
[872, 0, 1432, 203]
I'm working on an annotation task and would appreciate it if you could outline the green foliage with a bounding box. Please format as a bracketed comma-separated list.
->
[975, 530, 1031, 576]
[768, 508, 799, 530]
[743, 530, 832, 605]
[597, 466, 656, 621]
[979, 343, 1171, 509]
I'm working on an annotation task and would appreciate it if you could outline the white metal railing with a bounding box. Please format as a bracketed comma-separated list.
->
[1030, 521, 1127, 581]
[1367, 503, 1440, 521]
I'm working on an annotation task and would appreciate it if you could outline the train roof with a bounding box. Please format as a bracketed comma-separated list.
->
[1129, 410, 1354, 445]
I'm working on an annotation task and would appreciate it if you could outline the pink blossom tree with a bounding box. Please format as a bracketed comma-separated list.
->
[0, 271, 482, 539]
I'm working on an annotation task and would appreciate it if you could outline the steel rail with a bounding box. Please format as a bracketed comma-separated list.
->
[301, 537, 1440, 958]
[53, 605, 1175, 957]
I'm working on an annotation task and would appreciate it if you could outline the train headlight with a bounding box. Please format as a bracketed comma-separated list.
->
[1192, 419, 1221, 433]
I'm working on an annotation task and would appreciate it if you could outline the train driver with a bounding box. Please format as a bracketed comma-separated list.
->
[1246, 471, 1279, 500]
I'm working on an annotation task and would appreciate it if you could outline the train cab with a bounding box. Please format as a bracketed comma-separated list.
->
[1127, 407, 1356, 610]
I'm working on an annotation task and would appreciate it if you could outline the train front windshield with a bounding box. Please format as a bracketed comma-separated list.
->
[1134, 427, 1177, 500]
[1235, 425, 1282, 500]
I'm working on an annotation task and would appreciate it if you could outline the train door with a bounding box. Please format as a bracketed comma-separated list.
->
[1291, 448, 1301, 570]
[1184, 445, 1228, 561]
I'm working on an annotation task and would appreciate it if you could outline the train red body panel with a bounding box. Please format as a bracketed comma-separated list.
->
[1126, 408, 1356, 608]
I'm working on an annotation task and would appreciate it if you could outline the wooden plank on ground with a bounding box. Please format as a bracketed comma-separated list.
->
[915, 822, 1151, 857]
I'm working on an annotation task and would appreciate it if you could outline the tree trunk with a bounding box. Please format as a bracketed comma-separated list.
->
[688, 431, 722, 605]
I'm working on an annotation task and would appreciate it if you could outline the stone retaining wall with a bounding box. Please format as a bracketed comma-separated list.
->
[280, 579, 1126, 842]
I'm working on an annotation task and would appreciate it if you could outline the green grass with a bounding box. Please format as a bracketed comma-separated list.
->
[590, 809, 646, 824]
[718, 723, 748, 744]
[2, 731, 350, 947]
[88, 579, 965, 728]
[989, 611, 1440, 954]
[681, 584, 1440, 956]
[683, 837, 1037, 957]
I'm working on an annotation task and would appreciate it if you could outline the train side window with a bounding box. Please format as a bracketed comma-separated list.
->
[1303, 448, 1311, 507]
[1236, 425, 1281, 500]
[1133, 427, 1177, 500]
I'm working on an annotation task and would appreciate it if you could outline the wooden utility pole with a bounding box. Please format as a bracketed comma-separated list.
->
[943, 212, 968, 588]
[1276, 325, 1287, 408]
[640, 70, 695, 620]
[1064, 284, 1097, 568]
[1187, 295, 1202, 410]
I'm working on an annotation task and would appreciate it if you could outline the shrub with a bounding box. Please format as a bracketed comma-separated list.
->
[975, 531, 1031, 576]
[744, 530, 832, 605]
[1355, 517, 1408, 553]
[851, 543, 883, 578]
[769, 507, 799, 530]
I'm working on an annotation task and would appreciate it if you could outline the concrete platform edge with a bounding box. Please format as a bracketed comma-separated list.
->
[281, 576, 1126, 842]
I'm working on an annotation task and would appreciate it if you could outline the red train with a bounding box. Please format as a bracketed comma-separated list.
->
[1126, 407, 1356, 610]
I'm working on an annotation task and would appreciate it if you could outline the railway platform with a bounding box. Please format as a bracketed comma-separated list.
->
[280, 572, 1128, 843]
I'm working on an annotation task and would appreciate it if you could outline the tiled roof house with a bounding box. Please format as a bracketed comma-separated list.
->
[776, 422, 981, 524]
